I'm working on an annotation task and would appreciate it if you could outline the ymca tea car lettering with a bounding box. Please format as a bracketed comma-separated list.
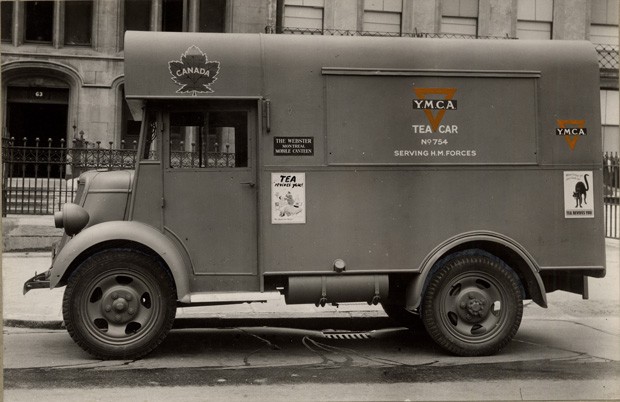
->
[24, 32, 605, 360]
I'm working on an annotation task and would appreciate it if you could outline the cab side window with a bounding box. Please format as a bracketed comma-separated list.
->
[169, 111, 248, 168]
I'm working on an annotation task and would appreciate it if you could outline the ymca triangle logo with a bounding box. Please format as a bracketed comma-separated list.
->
[556, 119, 587, 151]
[412, 88, 457, 132]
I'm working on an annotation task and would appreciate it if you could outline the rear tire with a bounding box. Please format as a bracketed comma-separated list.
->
[63, 249, 176, 360]
[422, 254, 523, 356]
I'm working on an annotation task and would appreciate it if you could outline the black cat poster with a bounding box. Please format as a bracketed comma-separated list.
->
[564, 171, 594, 218]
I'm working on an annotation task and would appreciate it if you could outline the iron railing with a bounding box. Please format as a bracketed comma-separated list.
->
[2, 137, 139, 215]
[275, 27, 619, 73]
[169, 141, 237, 169]
[1, 137, 236, 215]
[596, 44, 620, 71]
[280, 26, 515, 40]
[604, 152, 619, 239]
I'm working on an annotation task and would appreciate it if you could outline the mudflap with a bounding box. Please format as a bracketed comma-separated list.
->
[540, 271, 590, 299]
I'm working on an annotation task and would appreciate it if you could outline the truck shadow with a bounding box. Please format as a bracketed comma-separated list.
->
[154, 317, 443, 367]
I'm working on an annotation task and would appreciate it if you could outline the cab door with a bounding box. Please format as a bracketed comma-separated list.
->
[162, 100, 257, 279]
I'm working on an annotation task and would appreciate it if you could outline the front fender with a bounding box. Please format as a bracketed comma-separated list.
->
[50, 221, 192, 303]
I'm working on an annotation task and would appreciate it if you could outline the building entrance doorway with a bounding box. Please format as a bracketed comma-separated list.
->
[6, 86, 69, 146]
[5, 86, 69, 177]
[7, 102, 68, 146]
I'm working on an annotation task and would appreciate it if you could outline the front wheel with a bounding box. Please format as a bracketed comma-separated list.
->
[63, 249, 177, 360]
[422, 254, 523, 356]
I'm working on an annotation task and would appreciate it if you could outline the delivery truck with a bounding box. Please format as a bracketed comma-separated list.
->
[24, 31, 606, 360]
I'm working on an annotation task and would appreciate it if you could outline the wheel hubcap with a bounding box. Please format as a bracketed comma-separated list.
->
[457, 291, 490, 323]
[439, 271, 508, 342]
[81, 271, 160, 344]
[101, 287, 140, 324]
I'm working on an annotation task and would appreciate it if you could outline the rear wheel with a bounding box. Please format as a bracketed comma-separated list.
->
[422, 254, 523, 356]
[63, 249, 176, 360]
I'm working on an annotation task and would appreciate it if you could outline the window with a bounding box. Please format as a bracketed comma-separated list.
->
[19, 0, 94, 47]
[441, 0, 478, 36]
[517, 0, 552, 40]
[591, 0, 619, 44]
[591, 25, 619, 46]
[199, 0, 226, 32]
[591, 0, 619, 25]
[24, 1, 54, 43]
[363, 0, 401, 35]
[123, 0, 227, 35]
[601, 90, 620, 154]
[1, 1, 13, 42]
[125, 0, 151, 32]
[441, 17, 477, 36]
[162, 0, 185, 32]
[169, 111, 248, 168]
[64, 1, 92, 46]
[283, 0, 324, 32]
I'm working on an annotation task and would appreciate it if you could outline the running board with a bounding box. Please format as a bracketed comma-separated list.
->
[187, 291, 283, 305]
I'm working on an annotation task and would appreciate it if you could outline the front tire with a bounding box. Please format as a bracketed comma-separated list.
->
[63, 249, 177, 360]
[422, 254, 523, 356]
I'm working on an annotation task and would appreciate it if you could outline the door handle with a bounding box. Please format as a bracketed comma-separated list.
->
[241, 182, 256, 188]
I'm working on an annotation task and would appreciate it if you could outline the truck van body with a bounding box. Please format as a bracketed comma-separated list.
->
[25, 32, 605, 359]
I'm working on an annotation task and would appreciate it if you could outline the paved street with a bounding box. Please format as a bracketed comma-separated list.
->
[3, 240, 619, 401]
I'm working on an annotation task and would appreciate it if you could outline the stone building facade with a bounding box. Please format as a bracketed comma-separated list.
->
[1, 0, 618, 152]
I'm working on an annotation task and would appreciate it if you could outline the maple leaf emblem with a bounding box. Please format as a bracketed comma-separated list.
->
[168, 45, 220, 95]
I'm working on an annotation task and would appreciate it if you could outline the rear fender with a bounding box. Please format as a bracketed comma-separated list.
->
[405, 231, 547, 312]
[50, 221, 192, 302]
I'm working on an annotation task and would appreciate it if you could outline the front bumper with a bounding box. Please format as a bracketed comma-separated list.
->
[23, 270, 51, 295]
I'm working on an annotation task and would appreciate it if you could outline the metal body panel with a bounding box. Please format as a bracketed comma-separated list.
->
[49, 221, 192, 302]
[130, 162, 164, 229]
[118, 33, 604, 301]
[259, 168, 605, 275]
[78, 170, 133, 228]
[125, 32, 263, 99]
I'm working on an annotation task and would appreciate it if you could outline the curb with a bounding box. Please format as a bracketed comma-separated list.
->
[3, 319, 65, 330]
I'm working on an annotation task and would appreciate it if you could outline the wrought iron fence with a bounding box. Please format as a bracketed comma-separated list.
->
[604, 152, 619, 239]
[280, 26, 515, 40]
[169, 141, 237, 168]
[1, 137, 238, 215]
[2, 137, 139, 216]
[596, 44, 620, 71]
[275, 27, 619, 72]
[170, 150, 236, 168]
